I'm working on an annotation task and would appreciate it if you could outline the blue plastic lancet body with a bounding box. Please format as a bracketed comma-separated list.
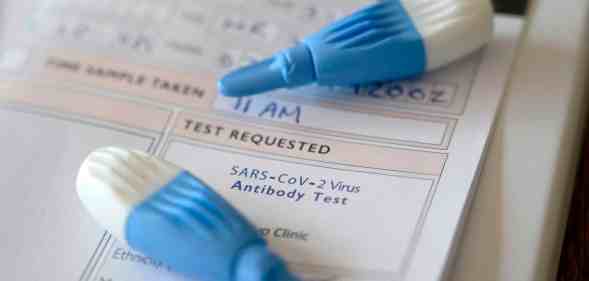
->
[125, 171, 301, 281]
[219, 0, 427, 97]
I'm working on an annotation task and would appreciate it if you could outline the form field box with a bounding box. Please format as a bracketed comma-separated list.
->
[162, 141, 434, 278]
[174, 113, 447, 176]
[215, 95, 455, 148]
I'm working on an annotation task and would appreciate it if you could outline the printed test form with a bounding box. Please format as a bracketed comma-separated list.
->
[0, 1, 522, 281]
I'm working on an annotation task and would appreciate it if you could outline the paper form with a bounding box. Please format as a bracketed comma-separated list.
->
[0, 1, 522, 281]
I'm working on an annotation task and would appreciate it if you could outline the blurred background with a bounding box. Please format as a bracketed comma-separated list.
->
[493, 0, 529, 15]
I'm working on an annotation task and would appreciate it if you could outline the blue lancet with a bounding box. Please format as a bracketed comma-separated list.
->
[219, 1, 426, 97]
[125, 171, 301, 281]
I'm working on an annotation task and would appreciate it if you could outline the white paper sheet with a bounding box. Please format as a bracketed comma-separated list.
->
[0, 1, 522, 281]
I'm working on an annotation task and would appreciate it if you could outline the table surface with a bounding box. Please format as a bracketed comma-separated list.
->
[450, 0, 589, 280]
[481, 1, 588, 280]
[501, 0, 589, 278]
[492, 0, 589, 279]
